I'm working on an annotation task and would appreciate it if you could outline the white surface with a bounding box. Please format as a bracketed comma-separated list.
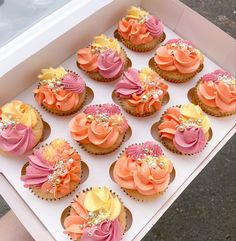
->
[0, 24, 235, 241]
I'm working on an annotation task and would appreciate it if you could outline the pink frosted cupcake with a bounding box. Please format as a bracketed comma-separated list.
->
[77, 34, 131, 82]
[150, 39, 204, 83]
[116, 6, 165, 52]
[193, 69, 236, 116]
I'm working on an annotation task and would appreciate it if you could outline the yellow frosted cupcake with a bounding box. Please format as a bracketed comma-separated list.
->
[21, 139, 82, 200]
[116, 6, 165, 52]
[77, 34, 131, 82]
[62, 187, 126, 241]
[0, 100, 44, 156]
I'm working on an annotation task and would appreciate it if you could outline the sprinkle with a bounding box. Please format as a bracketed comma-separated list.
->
[141, 95, 148, 102]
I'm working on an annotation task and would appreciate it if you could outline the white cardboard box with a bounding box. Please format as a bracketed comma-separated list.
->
[0, 1, 235, 241]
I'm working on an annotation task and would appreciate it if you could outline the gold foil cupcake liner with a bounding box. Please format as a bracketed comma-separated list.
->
[109, 146, 176, 202]
[114, 29, 166, 52]
[156, 105, 213, 155]
[21, 140, 88, 201]
[60, 187, 131, 240]
[188, 82, 236, 117]
[149, 57, 204, 83]
[77, 48, 132, 82]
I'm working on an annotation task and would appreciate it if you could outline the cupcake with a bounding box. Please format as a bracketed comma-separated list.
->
[0, 100, 44, 156]
[34, 66, 86, 115]
[21, 139, 81, 200]
[116, 6, 165, 52]
[77, 34, 130, 82]
[113, 141, 173, 201]
[193, 69, 236, 117]
[69, 104, 128, 154]
[150, 39, 204, 83]
[63, 187, 126, 241]
[158, 103, 211, 155]
[115, 67, 169, 116]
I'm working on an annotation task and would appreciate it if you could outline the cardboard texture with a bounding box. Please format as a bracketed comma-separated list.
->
[0, 0, 235, 240]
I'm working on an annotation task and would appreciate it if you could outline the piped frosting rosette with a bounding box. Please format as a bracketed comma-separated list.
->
[21, 139, 81, 200]
[69, 104, 129, 154]
[34, 66, 86, 115]
[195, 69, 236, 116]
[158, 103, 211, 155]
[77, 35, 129, 81]
[115, 67, 168, 116]
[113, 141, 173, 201]
[62, 187, 126, 241]
[0, 100, 44, 156]
[151, 39, 204, 82]
[117, 6, 165, 51]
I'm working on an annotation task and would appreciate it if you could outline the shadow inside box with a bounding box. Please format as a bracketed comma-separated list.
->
[0, 195, 10, 218]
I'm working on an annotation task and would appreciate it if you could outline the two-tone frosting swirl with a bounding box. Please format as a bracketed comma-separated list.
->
[64, 187, 124, 241]
[118, 6, 164, 45]
[113, 142, 173, 196]
[197, 69, 236, 113]
[0, 100, 43, 155]
[158, 103, 210, 154]
[69, 104, 128, 148]
[154, 39, 203, 74]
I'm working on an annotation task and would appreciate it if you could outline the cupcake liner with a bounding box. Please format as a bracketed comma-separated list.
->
[114, 29, 166, 52]
[157, 105, 212, 155]
[191, 82, 236, 117]
[77, 48, 132, 82]
[149, 57, 204, 83]
[111, 147, 175, 202]
[21, 140, 83, 201]
[61, 187, 127, 241]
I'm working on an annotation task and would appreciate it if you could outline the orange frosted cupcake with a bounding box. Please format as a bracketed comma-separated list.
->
[69, 104, 129, 154]
[62, 187, 126, 241]
[115, 67, 169, 117]
[0, 100, 44, 156]
[150, 39, 204, 83]
[34, 67, 86, 115]
[116, 6, 165, 52]
[193, 69, 236, 117]
[21, 139, 81, 200]
[158, 103, 211, 155]
[113, 141, 174, 201]
[77, 34, 130, 82]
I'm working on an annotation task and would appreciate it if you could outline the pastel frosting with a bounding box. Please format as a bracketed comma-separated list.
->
[69, 104, 128, 148]
[197, 69, 236, 113]
[118, 6, 164, 45]
[77, 35, 125, 79]
[64, 187, 123, 241]
[158, 103, 210, 154]
[115, 67, 168, 115]
[34, 67, 85, 112]
[113, 141, 173, 196]
[0, 100, 43, 155]
[154, 39, 204, 74]
[21, 139, 81, 198]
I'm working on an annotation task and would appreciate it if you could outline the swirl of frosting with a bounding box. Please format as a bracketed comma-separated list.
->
[145, 15, 163, 38]
[0, 124, 36, 155]
[38, 66, 67, 80]
[21, 139, 81, 198]
[62, 72, 86, 93]
[69, 104, 128, 148]
[1, 100, 43, 144]
[97, 50, 124, 79]
[118, 18, 153, 45]
[81, 219, 122, 241]
[197, 70, 236, 113]
[173, 127, 206, 154]
[77, 47, 98, 72]
[126, 6, 149, 19]
[115, 68, 143, 98]
[34, 86, 81, 112]
[154, 39, 203, 74]
[113, 142, 173, 196]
